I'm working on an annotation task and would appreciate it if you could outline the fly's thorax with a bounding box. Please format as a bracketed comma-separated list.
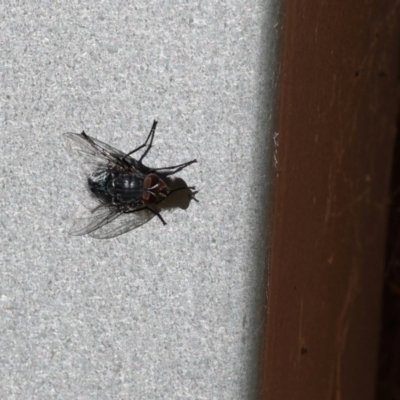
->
[107, 173, 144, 204]
[142, 173, 170, 204]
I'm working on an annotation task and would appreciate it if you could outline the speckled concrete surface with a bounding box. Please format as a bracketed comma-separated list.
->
[0, 2, 279, 398]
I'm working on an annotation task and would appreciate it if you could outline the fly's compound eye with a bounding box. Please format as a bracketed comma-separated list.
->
[142, 190, 157, 204]
[143, 173, 160, 189]
[142, 173, 160, 204]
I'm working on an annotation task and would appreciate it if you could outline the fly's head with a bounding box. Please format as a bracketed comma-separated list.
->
[142, 173, 170, 204]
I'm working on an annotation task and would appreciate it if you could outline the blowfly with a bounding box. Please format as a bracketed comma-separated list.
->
[63, 120, 196, 238]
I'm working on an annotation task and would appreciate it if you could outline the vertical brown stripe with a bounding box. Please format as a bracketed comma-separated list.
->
[261, 1, 400, 399]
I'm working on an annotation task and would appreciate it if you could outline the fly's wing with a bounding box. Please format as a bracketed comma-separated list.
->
[68, 202, 156, 239]
[89, 207, 156, 239]
[68, 203, 122, 236]
[63, 132, 132, 171]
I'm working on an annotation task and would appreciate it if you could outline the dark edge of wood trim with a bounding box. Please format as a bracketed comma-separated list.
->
[260, 1, 400, 399]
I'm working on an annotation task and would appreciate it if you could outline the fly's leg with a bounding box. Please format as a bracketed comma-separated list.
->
[168, 186, 196, 196]
[125, 203, 167, 225]
[138, 120, 157, 161]
[122, 120, 158, 161]
[151, 159, 197, 176]
[146, 206, 167, 225]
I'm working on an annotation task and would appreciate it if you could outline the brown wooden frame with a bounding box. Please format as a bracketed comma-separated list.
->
[260, 1, 400, 399]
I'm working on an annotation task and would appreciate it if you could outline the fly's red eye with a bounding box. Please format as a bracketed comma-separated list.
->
[144, 173, 159, 188]
[142, 191, 157, 204]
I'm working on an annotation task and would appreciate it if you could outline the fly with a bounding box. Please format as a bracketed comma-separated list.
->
[63, 120, 197, 239]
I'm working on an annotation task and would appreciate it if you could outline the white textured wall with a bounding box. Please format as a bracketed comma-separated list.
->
[0, 1, 280, 398]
